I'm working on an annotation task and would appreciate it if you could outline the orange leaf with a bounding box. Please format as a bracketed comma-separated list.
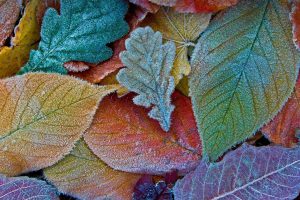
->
[0, 0, 20, 47]
[84, 91, 202, 175]
[45, 140, 140, 200]
[261, 77, 300, 147]
[0, 73, 117, 176]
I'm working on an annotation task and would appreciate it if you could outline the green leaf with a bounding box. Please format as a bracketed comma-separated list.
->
[117, 27, 176, 132]
[18, 0, 129, 74]
[189, 0, 300, 161]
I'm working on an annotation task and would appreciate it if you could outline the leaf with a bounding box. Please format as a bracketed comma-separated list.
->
[174, 0, 238, 13]
[142, 7, 211, 84]
[84, 91, 202, 175]
[18, 0, 129, 75]
[129, 0, 160, 13]
[0, 0, 41, 78]
[36, 0, 60, 26]
[174, 144, 300, 200]
[189, 0, 300, 161]
[0, 175, 59, 199]
[117, 27, 176, 131]
[0, 73, 117, 176]
[0, 0, 20, 47]
[64, 61, 90, 73]
[44, 139, 140, 200]
[261, 77, 300, 147]
[69, 6, 148, 83]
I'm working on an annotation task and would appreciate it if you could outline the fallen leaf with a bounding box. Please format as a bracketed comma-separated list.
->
[174, 144, 300, 200]
[69, 6, 148, 83]
[18, 0, 129, 75]
[44, 140, 140, 200]
[129, 0, 159, 13]
[36, 0, 60, 26]
[174, 0, 238, 13]
[149, 0, 177, 6]
[84, 91, 202, 175]
[261, 77, 300, 147]
[118, 27, 176, 131]
[64, 61, 90, 73]
[176, 76, 189, 96]
[142, 7, 211, 84]
[189, 0, 300, 160]
[0, 73, 117, 176]
[0, 0, 40, 78]
[0, 175, 59, 199]
[0, 0, 20, 47]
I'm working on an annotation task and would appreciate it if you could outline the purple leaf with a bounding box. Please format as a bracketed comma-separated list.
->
[0, 175, 59, 200]
[173, 144, 300, 200]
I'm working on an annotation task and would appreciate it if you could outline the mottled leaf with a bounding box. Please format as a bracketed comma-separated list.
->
[129, 0, 159, 13]
[44, 140, 140, 200]
[262, 77, 300, 147]
[18, 0, 129, 74]
[117, 27, 176, 131]
[190, 0, 300, 160]
[0, 0, 41, 78]
[174, 144, 300, 200]
[0, 0, 20, 47]
[142, 7, 211, 84]
[0, 175, 59, 200]
[0, 73, 117, 176]
[84, 91, 201, 175]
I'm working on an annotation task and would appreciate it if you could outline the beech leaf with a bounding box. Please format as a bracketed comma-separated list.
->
[0, 73, 117, 176]
[262, 77, 300, 147]
[18, 0, 129, 74]
[174, 144, 300, 200]
[189, 0, 300, 161]
[142, 7, 211, 84]
[117, 27, 176, 131]
[0, 175, 59, 199]
[84, 91, 202, 175]
[44, 140, 140, 200]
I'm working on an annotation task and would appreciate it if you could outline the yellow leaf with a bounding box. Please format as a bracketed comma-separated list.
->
[44, 140, 140, 200]
[176, 75, 189, 96]
[142, 7, 211, 84]
[0, 73, 117, 176]
[0, 0, 41, 78]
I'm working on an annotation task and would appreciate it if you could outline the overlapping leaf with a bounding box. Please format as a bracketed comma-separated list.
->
[142, 7, 211, 84]
[0, 0, 20, 47]
[45, 140, 140, 200]
[129, 0, 159, 13]
[292, 0, 300, 49]
[0, 73, 117, 176]
[189, 0, 300, 160]
[84, 92, 202, 175]
[18, 0, 129, 74]
[0, 0, 41, 78]
[262, 77, 300, 147]
[0, 175, 59, 199]
[174, 144, 300, 200]
[117, 27, 176, 131]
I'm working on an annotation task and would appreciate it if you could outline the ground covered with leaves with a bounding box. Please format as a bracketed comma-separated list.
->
[0, 0, 300, 199]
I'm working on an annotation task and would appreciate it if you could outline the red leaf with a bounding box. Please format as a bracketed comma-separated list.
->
[84, 91, 202, 175]
[292, 1, 300, 49]
[261, 77, 300, 147]
[0, 175, 59, 199]
[173, 144, 300, 199]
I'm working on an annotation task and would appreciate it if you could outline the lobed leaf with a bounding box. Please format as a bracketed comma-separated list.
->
[174, 144, 300, 200]
[18, 0, 129, 75]
[117, 27, 176, 131]
[84, 91, 202, 175]
[189, 0, 300, 160]
[0, 73, 117, 176]
[44, 140, 140, 200]
[0, 175, 59, 199]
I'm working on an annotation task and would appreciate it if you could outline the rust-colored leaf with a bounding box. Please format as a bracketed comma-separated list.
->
[84, 91, 202, 175]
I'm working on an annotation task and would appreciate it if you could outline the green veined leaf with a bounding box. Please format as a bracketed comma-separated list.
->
[190, 0, 300, 161]
[18, 0, 129, 74]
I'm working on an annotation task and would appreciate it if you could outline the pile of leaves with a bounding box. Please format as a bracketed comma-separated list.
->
[1, 0, 300, 199]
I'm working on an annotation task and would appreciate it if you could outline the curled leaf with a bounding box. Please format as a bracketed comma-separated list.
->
[45, 140, 140, 200]
[0, 73, 117, 176]
[117, 27, 176, 131]
[84, 92, 202, 175]
[174, 144, 300, 200]
[18, 0, 129, 75]
[189, 0, 300, 160]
